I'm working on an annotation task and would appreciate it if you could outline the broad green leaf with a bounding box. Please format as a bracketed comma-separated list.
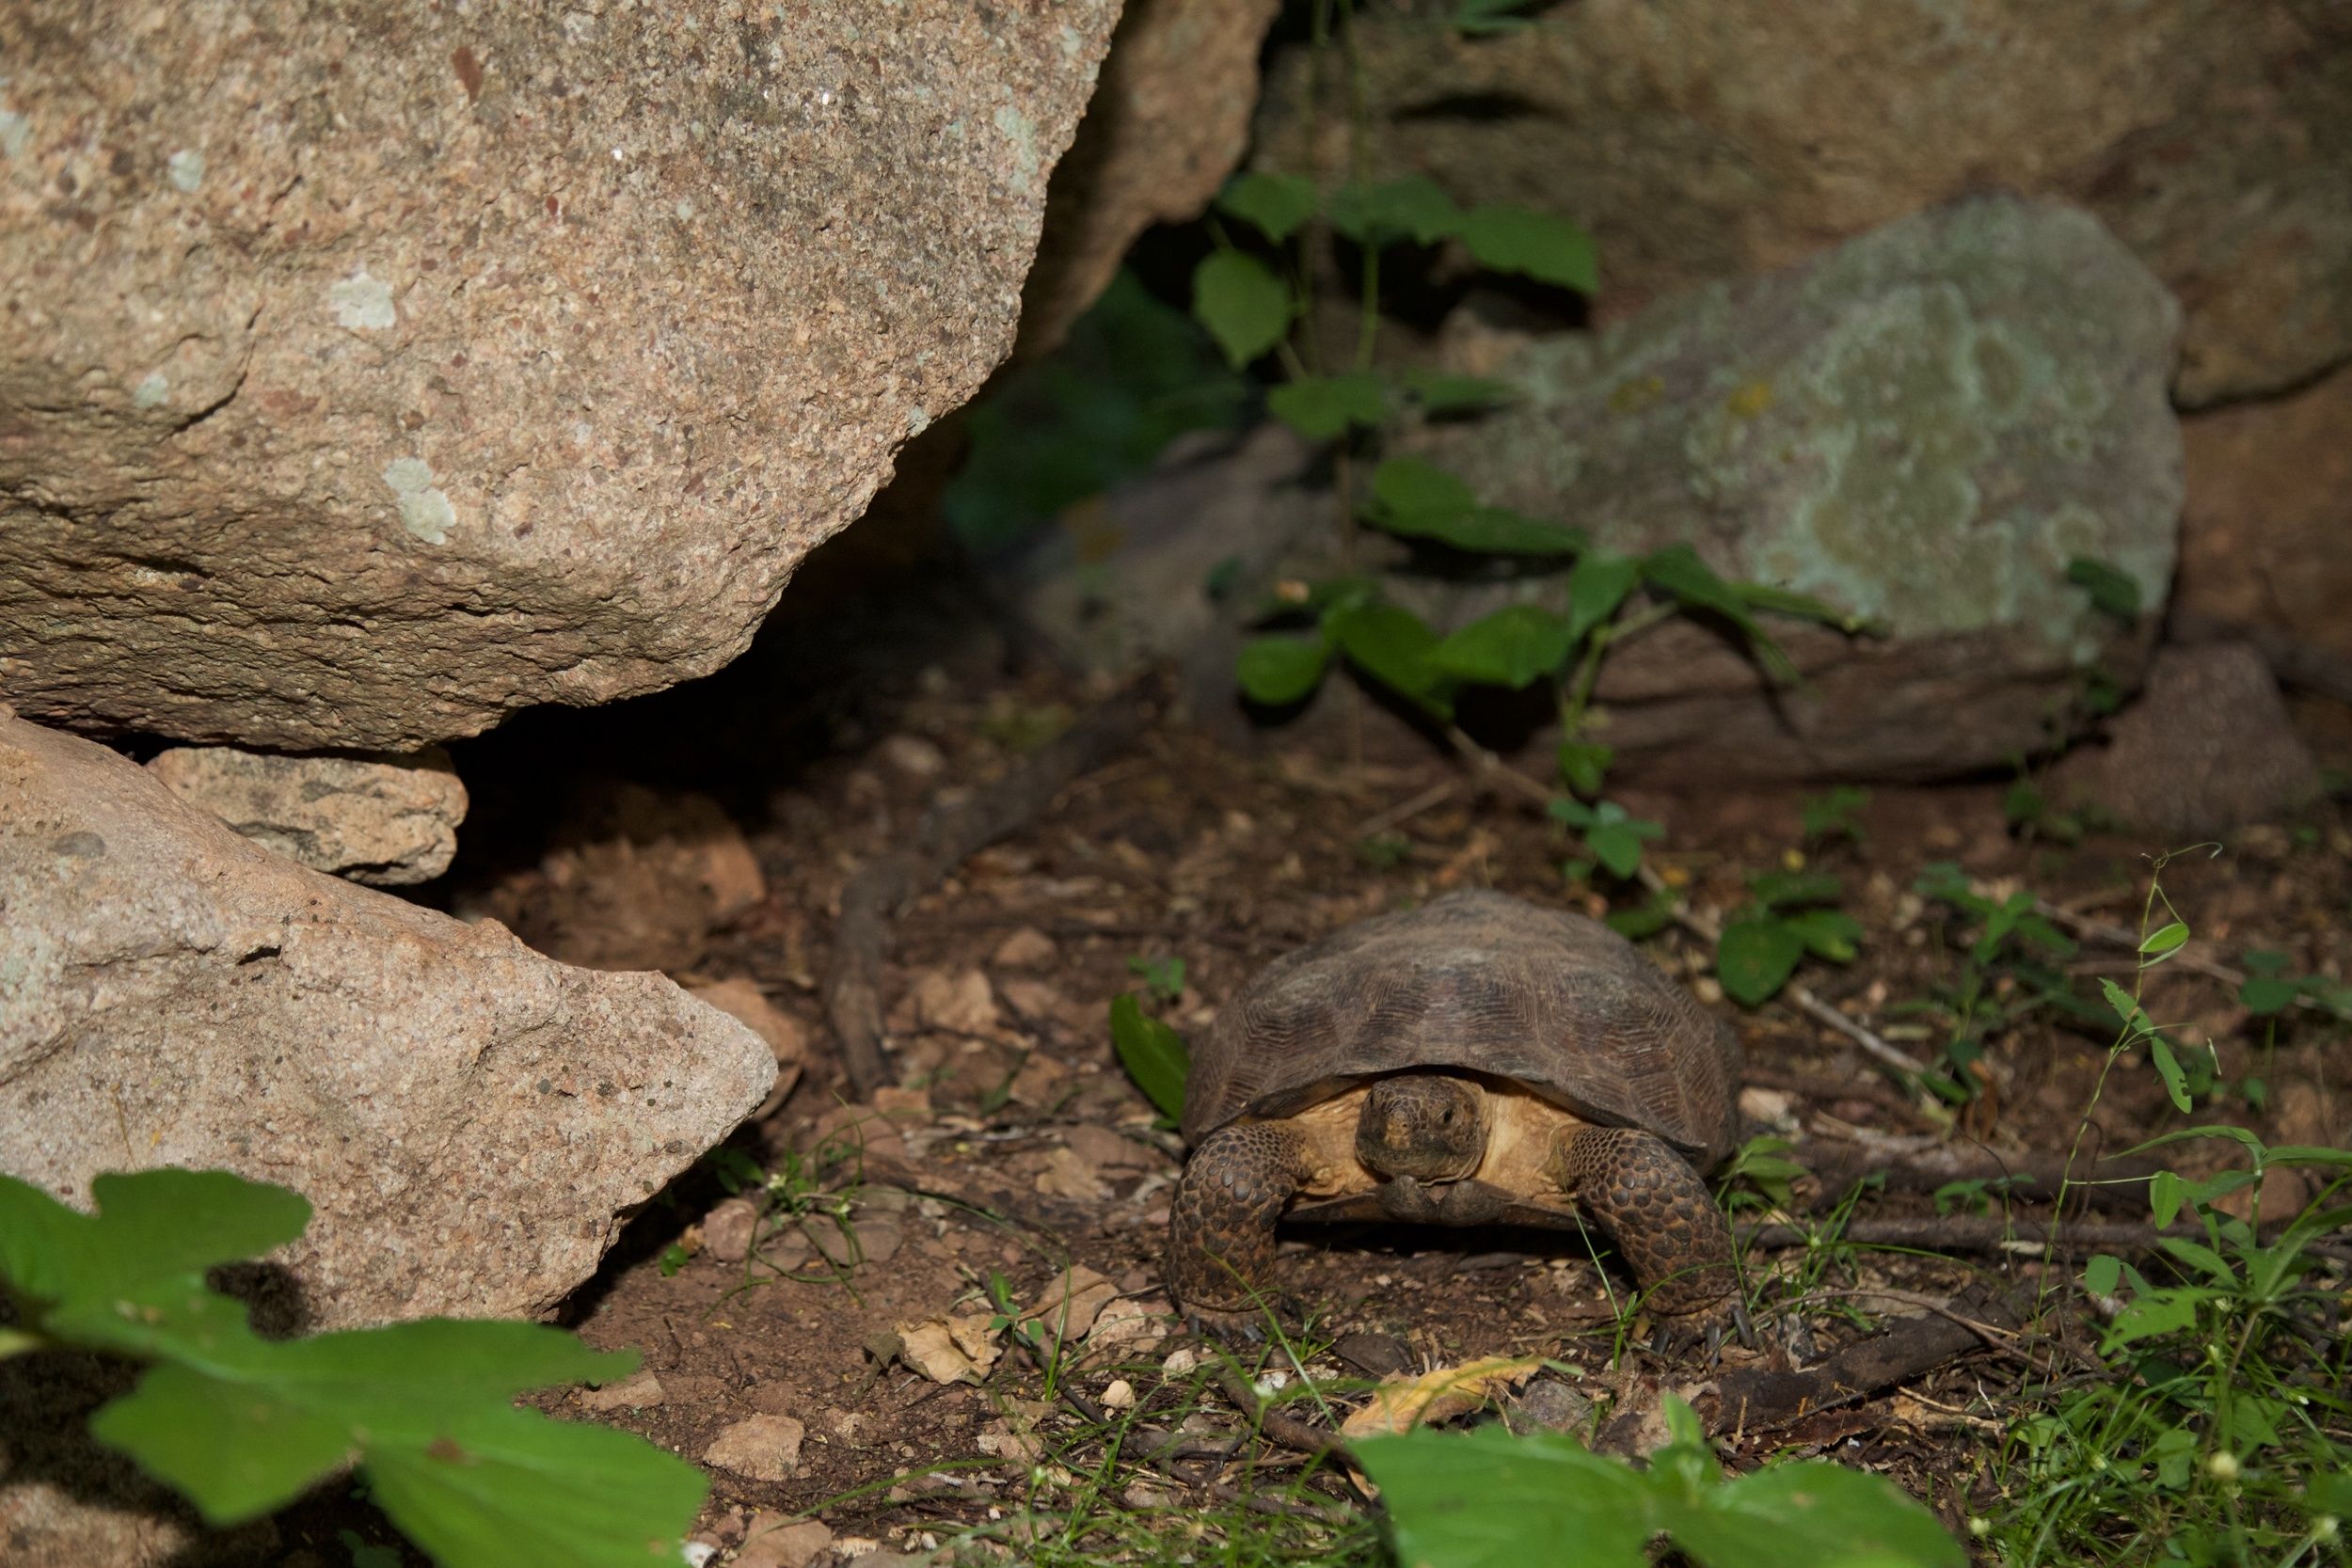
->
[1674, 1459, 1965, 1568]
[1459, 206, 1598, 293]
[2150, 1426, 2197, 1490]
[1365, 459, 1584, 554]
[1404, 371, 1518, 413]
[2239, 974, 2299, 1015]
[1217, 171, 1318, 243]
[1328, 176, 1464, 246]
[2149, 1169, 2187, 1228]
[2155, 1237, 2234, 1286]
[2065, 556, 2142, 619]
[1581, 802, 1664, 879]
[1565, 552, 1640, 644]
[2139, 920, 2190, 958]
[1433, 605, 1573, 689]
[2239, 948, 2291, 974]
[1780, 908, 1864, 963]
[2102, 1287, 2208, 1350]
[363, 1404, 709, 1568]
[2148, 1035, 2193, 1113]
[1547, 796, 1597, 829]
[1745, 870, 1844, 910]
[1719, 918, 1807, 1006]
[1267, 372, 1387, 440]
[1736, 580, 1871, 635]
[1356, 1426, 1657, 1568]
[1235, 635, 1331, 705]
[90, 1363, 357, 1525]
[0, 1169, 311, 1306]
[1370, 455, 1476, 518]
[1556, 740, 1613, 797]
[1191, 250, 1292, 368]
[1108, 994, 1191, 1123]
[2082, 1253, 2122, 1296]
[1642, 545, 1797, 682]
[1330, 603, 1454, 716]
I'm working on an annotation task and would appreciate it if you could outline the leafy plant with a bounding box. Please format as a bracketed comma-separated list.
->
[1800, 784, 1871, 846]
[1125, 952, 1188, 1006]
[1109, 993, 1191, 1125]
[1716, 869, 1864, 1006]
[1357, 1393, 1963, 1568]
[1549, 795, 1666, 883]
[0, 1168, 703, 1568]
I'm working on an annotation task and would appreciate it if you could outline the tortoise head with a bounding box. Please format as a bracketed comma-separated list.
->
[1355, 1073, 1486, 1182]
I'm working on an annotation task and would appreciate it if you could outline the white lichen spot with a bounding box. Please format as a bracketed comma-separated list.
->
[329, 270, 397, 332]
[383, 457, 455, 546]
[0, 108, 29, 163]
[993, 104, 1040, 194]
[167, 149, 204, 192]
[1058, 25, 1084, 59]
[906, 404, 930, 436]
[133, 372, 169, 410]
[674, 197, 694, 221]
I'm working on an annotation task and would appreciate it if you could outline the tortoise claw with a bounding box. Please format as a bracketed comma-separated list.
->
[1649, 1295, 1752, 1362]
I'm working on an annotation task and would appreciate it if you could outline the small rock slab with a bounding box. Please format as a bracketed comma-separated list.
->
[702, 1415, 806, 1483]
[0, 709, 774, 1327]
[145, 745, 468, 886]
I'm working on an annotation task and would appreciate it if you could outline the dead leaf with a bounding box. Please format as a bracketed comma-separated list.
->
[1033, 1145, 1108, 1201]
[898, 1313, 1002, 1385]
[991, 927, 1058, 969]
[1024, 1266, 1120, 1339]
[912, 967, 1000, 1035]
[1340, 1355, 1543, 1438]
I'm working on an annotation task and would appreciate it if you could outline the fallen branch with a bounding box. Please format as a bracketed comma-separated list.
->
[1790, 1136, 2163, 1217]
[824, 676, 1162, 1094]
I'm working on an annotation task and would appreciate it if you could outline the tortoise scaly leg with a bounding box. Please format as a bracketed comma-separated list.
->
[1550, 1124, 1746, 1354]
[1168, 1122, 1313, 1338]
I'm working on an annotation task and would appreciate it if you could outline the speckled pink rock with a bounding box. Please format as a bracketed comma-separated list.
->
[0, 0, 1119, 749]
[0, 707, 775, 1326]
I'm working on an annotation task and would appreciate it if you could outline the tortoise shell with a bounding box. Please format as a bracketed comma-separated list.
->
[1182, 889, 1741, 1166]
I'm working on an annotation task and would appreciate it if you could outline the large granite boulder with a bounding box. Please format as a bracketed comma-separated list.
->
[0, 0, 1118, 750]
[1254, 0, 2351, 406]
[1016, 0, 1285, 356]
[0, 709, 776, 1327]
[1391, 198, 2182, 782]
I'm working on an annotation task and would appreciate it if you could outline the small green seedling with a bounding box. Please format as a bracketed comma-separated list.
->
[1125, 952, 1187, 1006]
[1800, 784, 1871, 846]
[1716, 869, 1864, 1006]
[0, 1168, 703, 1568]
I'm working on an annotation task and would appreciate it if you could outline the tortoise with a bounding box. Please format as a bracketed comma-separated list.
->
[1166, 888, 1745, 1345]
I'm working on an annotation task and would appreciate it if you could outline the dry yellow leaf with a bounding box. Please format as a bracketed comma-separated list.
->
[1340, 1355, 1543, 1438]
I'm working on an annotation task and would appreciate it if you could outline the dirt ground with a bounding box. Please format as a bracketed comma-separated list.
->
[331, 573, 2350, 1568]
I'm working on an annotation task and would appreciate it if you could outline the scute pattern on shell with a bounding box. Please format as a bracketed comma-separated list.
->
[1183, 890, 1740, 1164]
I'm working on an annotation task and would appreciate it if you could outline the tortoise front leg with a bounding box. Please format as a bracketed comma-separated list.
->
[1549, 1124, 1744, 1351]
[1167, 1121, 1313, 1337]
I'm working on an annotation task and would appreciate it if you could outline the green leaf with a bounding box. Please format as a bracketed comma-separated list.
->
[1556, 740, 1614, 797]
[1459, 206, 1598, 293]
[2066, 556, 2142, 619]
[1329, 603, 1454, 716]
[2239, 948, 2291, 974]
[1674, 1459, 1966, 1568]
[1235, 635, 1331, 705]
[91, 1362, 358, 1525]
[2083, 1253, 2122, 1297]
[1719, 918, 1807, 1006]
[1453, 0, 1540, 35]
[1328, 176, 1464, 246]
[1363, 457, 1585, 555]
[1582, 802, 1664, 879]
[2099, 977, 2153, 1037]
[1404, 371, 1517, 414]
[1641, 545, 1797, 682]
[2103, 1287, 2208, 1350]
[1780, 909, 1864, 963]
[1356, 1426, 1658, 1568]
[2149, 1169, 2187, 1228]
[1267, 372, 1388, 440]
[2148, 1035, 2193, 1113]
[1565, 552, 1640, 645]
[2238, 974, 2299, 1015]
[1432, 605, 1573, 689]
[362, 1404, 710, 1568]
[1735, 580, 1871, 635]
[1745, 870, 1845, 910]
[2139, 920, 2190, 961]
[0, 1168, 311, 1306]
[1191, 250, 1293, 369]
[1108, 993, 1191, 1124]
[1217, 171, 1318, 243]
[1801, 786, 1870, 842]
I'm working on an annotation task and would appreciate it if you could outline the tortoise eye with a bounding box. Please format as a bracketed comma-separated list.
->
[1440, 1109, 1454, 1125]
